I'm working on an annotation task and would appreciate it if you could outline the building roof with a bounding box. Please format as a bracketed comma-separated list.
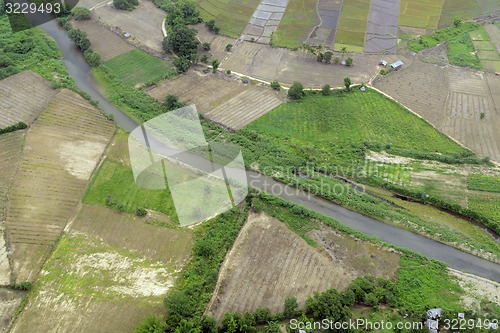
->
[379, 60, 387, 66]
[391, 60, 404, 68]
[427, 308, 442, 319]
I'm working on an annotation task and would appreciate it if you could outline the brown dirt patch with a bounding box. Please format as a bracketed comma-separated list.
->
[0, 71, 57, 128]
[5, 89, 115, 282]
[93, 0, 166, 53]
[0, 288, 25, 333]
[72, 20, 134, 61]
[206, 211, 399, 320]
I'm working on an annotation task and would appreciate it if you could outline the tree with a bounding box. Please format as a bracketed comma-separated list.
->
[225, 43, 233, 51]
[200, 54, 209, 63]
[345, 57, 353, 66]
[316, 52, 324, 62]
[333, 57, 340, 64]
[254, 308, 272, 324]
[321, 84, 331, 96]
[211, 59, 220, 73]
[203, 42, 211, 51]
[270, 80, 281, 90]
[324, 51, 333, 63]
[68, 29, 91, 51]
[72, 7, 91, 20]
[344, 76, 351, 91]
[200, 315, 218, 333]
[135, 315, 167, 333]
[113, 0, 138, 10]
[265, 321, 280, 333]
[453, 16, 462, 28]
[288, 81, 304, 100]
[84, 49, 101, 67]
[165, 94, 183, 110]
[174, 56, 191, 73]
[340, 46, 347, 59]
[163, 25, 199, 59]
[283, 297, 298, 318]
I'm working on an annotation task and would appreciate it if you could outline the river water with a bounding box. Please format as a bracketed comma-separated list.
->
[39, 20, 500, 281]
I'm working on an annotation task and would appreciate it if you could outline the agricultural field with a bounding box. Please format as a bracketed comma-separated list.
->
[373, 60, 500, 163]
[5, 89, 114, 282]
[469, 192, 500, 225]
[241, 0, 289, 44]
[439, 0, 499, 27]
[72, 20, 134, 61]
[147, 70, 285, 129]
[334, 0, 371, 51]
[93, 0, 166, 52]
[104, 49, 176, 87]
[197, 0, 262, 38]
[364, 0, 400, 54]
[206, 211, 399, 320]
[0, 288, 26, 333]
[398, 0, 445, 30]
[473, 24, 500, 72]
[271, 0, 316, 48]
[468, 174, 500, 193]
[0, 131, 25, 285]
[0, 71, 57, 128]
[305, 0, 341, 48]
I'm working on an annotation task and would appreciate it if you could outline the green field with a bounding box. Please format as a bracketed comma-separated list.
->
[334, 0, 370, 49]
[469, 193, 500, 225]
[104, 49, 176, 87]
[439, 0, 499, 27]
[399, 0, 445, 29]
[468, 174, 500, 193]
[470, 25, 500, 72]
[196, 0, 261, 38]
[272, 0, 317, 49]
[246, 89, 468, 161]
[448, 32, 482, 69]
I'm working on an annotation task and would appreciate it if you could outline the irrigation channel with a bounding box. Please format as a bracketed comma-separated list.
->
[40, 19, 500, 281]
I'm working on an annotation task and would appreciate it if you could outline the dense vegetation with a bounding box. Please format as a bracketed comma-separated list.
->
[0, 121, 27, 135]
[408, 21, 480, 52]
[468, 174, 500, 193]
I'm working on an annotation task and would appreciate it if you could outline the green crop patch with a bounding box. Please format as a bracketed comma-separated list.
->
[197, 0, 261, 38]
[469, 193, 500, 226]
[272, 0, 317, 49]
[104, 49, 176, 87]
[334, 0, 370, 49]
[399, 0, 444, 29]
[468, 174, 500, 193]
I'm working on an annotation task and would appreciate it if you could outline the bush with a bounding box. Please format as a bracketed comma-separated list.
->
[200, 54, 209, 63]
[333, 57, 340, 64]
[68, 28, 91, 52]
[324, 51, 333, 63]
[135, 315, 167, 333]
[344, 76, 351, 91]
[173, 56, 191, 73]
[136, 207, 147, 216]
[288, 81, 304, 100]
[10, 281, 32, 291]
[205, 19, 220, 34]
[270, 80, 281, 90]
[225, 43, 233, 51]
[226, 69, 231, 74]
[380, 68, 391, 75]
[203, 42, 211, 51]
[345, 57, 353, 66]
[113, 0, 139, 10]
[165, 94, 184, 110]
[0, 122, 27, 135]
[72, 7, 91, 20]
[211, 59, 220, 73]
[84, 49, 101, 67]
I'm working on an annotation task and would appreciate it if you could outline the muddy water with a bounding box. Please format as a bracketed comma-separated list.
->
[40, 20, 500, 281]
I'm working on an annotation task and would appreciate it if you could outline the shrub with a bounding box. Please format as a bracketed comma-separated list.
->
[480, 112, 485, 119]
[270, 80, 281, 90]
[202, 42, 211, 51]
[345, 57, 353, 66]
[136, 207, 148, 216]
[211, 59, 220, 73]
[72, 7, 91, 20]
[333, 57, 340, 64]
[0, 122, 27, 135]
[113, 0, 138, 10]
[380, 68, 391, 75]
[288, 81, 304, 100]
[344, 76, 351, 91]
[226, 69, 231, 74]
[68, 28, 91, 52]
[324, 51, 333, 63]
[10, 282, 32, 291]
[164, 94, 184, 110]
[225, 43, 233, 51]
[205, 19, 220, 34]
[173, 56, 190, 73]
[200, 54, 209, 63]
[84, 49, 101, 67]
[321, 84, 331, 96]
[134, 315, 167, 333]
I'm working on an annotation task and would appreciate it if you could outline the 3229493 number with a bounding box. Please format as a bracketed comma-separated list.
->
[5, 2, 61, 14]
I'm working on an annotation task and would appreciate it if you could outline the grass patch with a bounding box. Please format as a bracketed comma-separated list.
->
[272, 0, 319, 49]
[399, 0, 445, 29]
[468, 174, 500, 193]
[333, 43, 364, 53]
[469, 193, 500, 225]
[397, 256, 462, 313]
[408, 21, 480, 52]
[196, 0, 261, 38]
[104, 49, 176, 87]
[447, 32, 481, 69]
[334, 0, 370, 48]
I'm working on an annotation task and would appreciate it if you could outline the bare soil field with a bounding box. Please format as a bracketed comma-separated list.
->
[0, 131, 25, 285]
[0, 71, 57, 128]
[72, 20, 134, 61]
[206, 212, 399, 320]
[306, 0, 340, 48]
[147, 70, 285, 129]
[373, 60, 500, 163]
[0, 288, 25, 333]
[449, 269, 500, 308]
[364, 0, 400, 54]
[241, 0, 289, 44]
[5, 89, 114, 282]
[11, 204, 193, 333]
[93, 0, 165, 52]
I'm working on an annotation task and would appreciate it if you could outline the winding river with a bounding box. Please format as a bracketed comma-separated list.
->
[40, 20, 500, 281]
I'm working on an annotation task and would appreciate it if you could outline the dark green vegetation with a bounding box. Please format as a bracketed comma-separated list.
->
[71, 7, 91, 20]
[447, 32, 481, 69]
[104, 49, 176, 86]
[408, 21, 480, 52]
[0, 121, 27, 135]
[468, 174, 500, 193]
[113, 0, 139, 10]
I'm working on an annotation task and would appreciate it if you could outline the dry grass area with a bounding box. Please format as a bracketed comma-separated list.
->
[206, 212, 400, 320]
[93, 0, 165, 53]
[147, 70, 285, 129]
[449, 269, 500, 309]
[5, 89, 115, 282]
[0, 288, 25, 333]
[0, 71, 57, 128]
[11, 205, 194, 333]
[373, 60, 500, 163]
[72, 20, 134, 61]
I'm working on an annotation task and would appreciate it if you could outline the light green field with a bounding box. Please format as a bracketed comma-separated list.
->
[334, 0, 370, 49]
[272, 0, 317, 49]
[470, 26, 500, 72]
[197, 0, 261, 38]
[104, 49, 175, 87]
[469, 174, 500, 193]
[399, 0, 445, 29]
[469, 193, 500, 226]
[439, 0, 499, 27]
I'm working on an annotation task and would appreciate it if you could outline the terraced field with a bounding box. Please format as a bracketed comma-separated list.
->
[305, 0, 341, 48]
[5, 89, 115, 282]
[0, 288, 25, 333]
[334, 0, 371, 51]
[147, 71, 284, 130]
[439, 0, 499, 27]
[207, 212, 399, 320]
[0, 71, 57, 128]
[72, 20, 134, 61]
[271, 0, 316, 48]
[0, 131, 25, 285]
[399, 0, 445, 30]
